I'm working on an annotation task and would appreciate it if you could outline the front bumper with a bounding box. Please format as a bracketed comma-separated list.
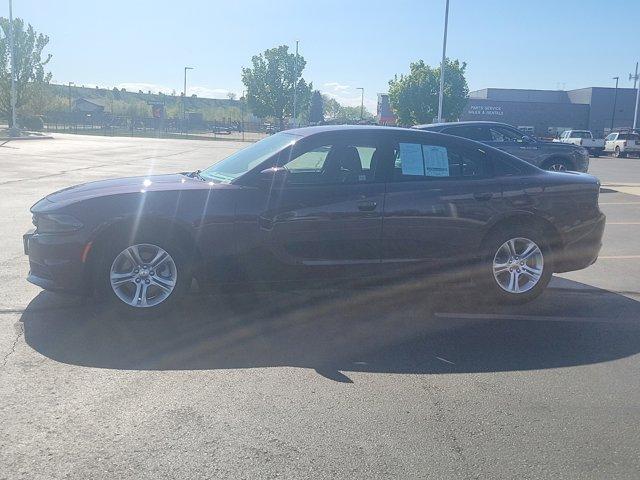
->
[554, 213, 606, 273]
[24, 229, 88, 294]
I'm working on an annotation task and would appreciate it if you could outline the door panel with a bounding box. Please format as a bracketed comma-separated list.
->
[261, 183, 385, 265]
[380, 134, 504, 268]
[383, 178, 502, 263]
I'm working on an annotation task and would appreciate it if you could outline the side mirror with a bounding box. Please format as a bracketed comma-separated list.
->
[259, 166, 288, 187]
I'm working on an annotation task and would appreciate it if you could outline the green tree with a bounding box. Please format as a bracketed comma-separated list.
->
[308, 90, 324, 124]
[388, 58, 468, 126]
[0, 17, 52, 126]
[321, 94, 373, 123]
[241, 45, 312, 128]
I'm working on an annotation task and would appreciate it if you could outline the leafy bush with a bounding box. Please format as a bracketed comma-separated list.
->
[20, 115, 44, 131]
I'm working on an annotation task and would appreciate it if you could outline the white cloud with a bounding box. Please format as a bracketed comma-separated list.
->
[323, 82, 351, 93]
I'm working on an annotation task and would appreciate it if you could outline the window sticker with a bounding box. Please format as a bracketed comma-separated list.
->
[399, 143, 425, 176]
[422, 145, 450, 177]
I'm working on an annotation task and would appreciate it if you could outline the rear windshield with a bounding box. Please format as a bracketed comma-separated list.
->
[569, 131, 592, 139]
[618, 133, 640, 140]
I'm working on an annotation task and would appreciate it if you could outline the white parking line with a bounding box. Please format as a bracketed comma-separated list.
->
[607, 222, 640, 225]
[599, 255, 640, 259]
[434, 312, 637, 324]
[600, 202, 640, 205]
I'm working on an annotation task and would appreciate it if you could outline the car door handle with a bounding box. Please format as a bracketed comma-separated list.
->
[473, 192, 493, 201]
[357, 201, 378, 211]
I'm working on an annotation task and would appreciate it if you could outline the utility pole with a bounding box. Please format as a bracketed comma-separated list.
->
[8, 0, 18, 135]
[611, 76, 619, 132]
[183, 66, 194, 132]
[292, 40, 299, 128]
[437, 0, 450, 123]
[356, 87, 364, 121]
[630, 62, 640, 130]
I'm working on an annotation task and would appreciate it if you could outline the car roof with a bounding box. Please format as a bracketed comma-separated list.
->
[283, 124, 421, 137]
[414, 121, 512, 130]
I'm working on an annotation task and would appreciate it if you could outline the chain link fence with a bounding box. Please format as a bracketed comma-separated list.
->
[42, 113, 274, 142]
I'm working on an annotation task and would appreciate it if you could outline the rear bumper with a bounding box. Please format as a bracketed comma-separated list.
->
[554, 213, 606, 273]
[586, 146, 604, 153]
[24, 229, 89, 294]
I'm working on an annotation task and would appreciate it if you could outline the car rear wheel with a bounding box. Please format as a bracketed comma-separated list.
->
[480, 227, 552, 304]
[613, 146, 626, 158]
[97, 235, 191, 317]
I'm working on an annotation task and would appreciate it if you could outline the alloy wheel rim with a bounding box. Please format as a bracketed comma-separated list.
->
[548, 163, 567, 172]
[492, 237, 544, 294]
[110, 243, 177, 308]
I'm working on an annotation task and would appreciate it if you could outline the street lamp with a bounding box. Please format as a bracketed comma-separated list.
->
[611, 76, 619, 132]
[183, 66, 194, 130]
[8, 0, 18, 135]
[630, 62, 640, 130]
[356, 87, 364, 122]
[437, 0, 450, 123]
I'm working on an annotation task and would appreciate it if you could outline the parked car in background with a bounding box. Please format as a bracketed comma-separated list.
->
[23, 126, 605, 316]
[555, 130, 604, 157]
[414, 121, 590, 172]
[604, 131, 640, 157]
[211, 126, 231, 135]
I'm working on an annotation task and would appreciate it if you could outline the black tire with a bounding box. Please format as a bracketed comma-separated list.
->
[94, 230, 192, 318]
[613, 146, 626, 158]
[478, 225, 553, 304]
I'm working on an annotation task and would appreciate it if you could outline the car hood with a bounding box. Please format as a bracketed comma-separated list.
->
[39, 173, 227, 206]
[538, 140, 580, 150]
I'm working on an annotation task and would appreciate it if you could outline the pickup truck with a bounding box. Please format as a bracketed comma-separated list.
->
[604, 131, 640, 158]
[555, 130, 604, 157]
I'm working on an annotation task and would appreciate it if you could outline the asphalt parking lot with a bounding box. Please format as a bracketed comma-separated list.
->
[1, 134, 639, 479]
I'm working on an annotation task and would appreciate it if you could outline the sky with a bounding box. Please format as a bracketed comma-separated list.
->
[9, 0, 640, 112]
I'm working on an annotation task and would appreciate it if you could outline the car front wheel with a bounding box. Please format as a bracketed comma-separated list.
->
[480, 228, 552, 304]
[97, 235, 191, 317]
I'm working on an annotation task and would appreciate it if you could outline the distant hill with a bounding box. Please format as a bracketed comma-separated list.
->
[47, 83, 256, 122]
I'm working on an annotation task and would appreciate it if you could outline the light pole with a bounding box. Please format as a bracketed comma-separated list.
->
[611, 76, 619, 132]
[356, 87, 364, 121]
[8, 0, 18, 135]
[630, 62, 640, 130]
[183, 66, 194, 131]
[437, 0, 450, 123]
[292, 40, 299, 127]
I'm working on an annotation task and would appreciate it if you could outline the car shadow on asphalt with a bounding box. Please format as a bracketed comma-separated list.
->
[19, 277, 640, 382]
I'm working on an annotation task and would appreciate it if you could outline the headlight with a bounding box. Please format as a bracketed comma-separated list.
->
[33, 213, 83, 233]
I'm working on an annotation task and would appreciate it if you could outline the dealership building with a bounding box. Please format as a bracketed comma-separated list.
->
[377, 87, 639, 138]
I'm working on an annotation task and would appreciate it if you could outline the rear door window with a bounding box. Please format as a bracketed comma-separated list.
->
[392, 141, 486, 181]
[442, 125, 491, 142]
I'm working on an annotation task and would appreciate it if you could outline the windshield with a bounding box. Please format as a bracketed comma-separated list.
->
[200, 132, 298, 183]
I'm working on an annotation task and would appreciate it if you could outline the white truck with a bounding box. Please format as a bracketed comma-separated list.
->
[555, 130, 605, 157]
[603, 131, 640, 158]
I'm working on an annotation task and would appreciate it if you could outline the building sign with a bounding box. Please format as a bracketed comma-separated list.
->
[467, 105, 504, 116]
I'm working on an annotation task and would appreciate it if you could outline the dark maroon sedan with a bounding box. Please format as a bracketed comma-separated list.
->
[24, 126, 605, 315]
